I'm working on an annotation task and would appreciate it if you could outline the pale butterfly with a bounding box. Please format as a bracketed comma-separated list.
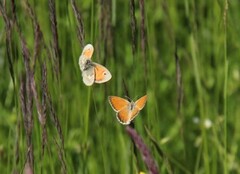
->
[79, 44, 112, 86]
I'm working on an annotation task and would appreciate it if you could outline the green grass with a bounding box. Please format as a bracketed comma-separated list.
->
[1, 0, 240, 173]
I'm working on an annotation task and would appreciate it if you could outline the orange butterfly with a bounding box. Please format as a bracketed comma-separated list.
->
[108, 95, 147, 125]
[79, 44, 112, 86]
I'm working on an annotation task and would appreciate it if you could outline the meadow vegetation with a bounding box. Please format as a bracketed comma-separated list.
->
[0, 0, 240, 173]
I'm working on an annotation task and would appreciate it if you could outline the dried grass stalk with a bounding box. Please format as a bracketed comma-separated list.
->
[139, 0, 147, 78]
[41, 63, 48, 156]
[30, 72, 45, 125]
[54, 139, 67, 174]
[70, 0, 85, 47]
[49, 0, 61, 75]
[24, 0, 43, 70]
[11, 0, 35, 169]
[130, 0, 137, 56]
[126, 126, 159, 174]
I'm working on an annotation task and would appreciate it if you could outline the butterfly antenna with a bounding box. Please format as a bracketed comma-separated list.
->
[132, 95, 139, 101]
[124, 95, 132, 102]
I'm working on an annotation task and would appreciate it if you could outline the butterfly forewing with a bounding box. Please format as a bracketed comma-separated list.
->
[79, 44, 94, 73]
[81, 44, 94, 59]
[135, 95, 147, 110]
[108, 96, 129, 112]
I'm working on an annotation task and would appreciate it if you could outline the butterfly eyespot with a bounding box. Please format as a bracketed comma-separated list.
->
[103, 72, 107, 76]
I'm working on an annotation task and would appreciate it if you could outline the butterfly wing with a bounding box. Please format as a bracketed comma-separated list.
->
[81, 44, 94, 59]
[82, 65, 95, 86]
[79, 56, 87, 71]
[93, 63, 112, 83]
[109, 96, 136, 125]
[128, 95, 147, 122]
[108, 96, 129, 112]
[135, 95, 147, 110]
[79, 44, 94, 71]
[117, 107, 132, 125]
[128, 107, 140, 122]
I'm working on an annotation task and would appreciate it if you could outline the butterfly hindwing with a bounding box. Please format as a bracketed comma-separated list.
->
[93, 63, 112, 83]
[129, 107, 140, 122]
[117, 107, 131, 125]
[82, 65, 95, 86]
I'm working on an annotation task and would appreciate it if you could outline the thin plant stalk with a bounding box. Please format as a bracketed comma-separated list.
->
[190, 34, 210, 174]
[223, 0, 229, 173]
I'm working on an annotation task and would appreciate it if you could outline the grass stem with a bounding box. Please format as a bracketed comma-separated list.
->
[190, 35, 210, 174]
[223, 0, 228, 173]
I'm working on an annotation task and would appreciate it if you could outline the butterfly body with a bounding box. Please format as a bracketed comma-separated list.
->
[79, 57, 92, 71]
[108, 95, 147, 125]
[128, 101, 135, 110]
[79, 44, 112, 86]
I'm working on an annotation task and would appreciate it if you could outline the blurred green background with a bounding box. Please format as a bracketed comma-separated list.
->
[0, 0, 240, 173]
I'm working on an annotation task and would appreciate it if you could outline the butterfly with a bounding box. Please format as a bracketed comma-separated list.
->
[108, 95, 147, 125]
[79, 44, 112, 86]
